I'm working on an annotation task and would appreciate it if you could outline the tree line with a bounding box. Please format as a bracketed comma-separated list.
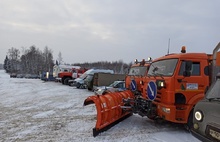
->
[4, 45, 54, 74]
[3, 46, 132, 75]
[73, 60, 132, 74]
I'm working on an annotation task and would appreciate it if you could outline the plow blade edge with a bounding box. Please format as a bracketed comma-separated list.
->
[84, 90, 134, 137]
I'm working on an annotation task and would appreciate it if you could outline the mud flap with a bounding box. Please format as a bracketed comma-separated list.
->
[84, 90, 134, 137]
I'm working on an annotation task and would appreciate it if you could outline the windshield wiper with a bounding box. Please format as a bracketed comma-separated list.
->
[152, 72, 164, 79]
[152, 66, 158, 73]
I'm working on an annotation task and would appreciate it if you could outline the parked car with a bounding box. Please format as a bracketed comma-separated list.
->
[16, 74, 24, 78]
[72, 69, 114, 89]
[191, 74, 220, 142]
[71, 71, 90, 89]
[10, 73, 17, 78]
[24, 74, 32, 78]
[94, 81, 126, 95]
[30, 74, 40, 79]
[74, 76, 87, 89]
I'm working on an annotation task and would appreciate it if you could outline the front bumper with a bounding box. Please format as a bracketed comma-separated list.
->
[191, 129, 213, 142]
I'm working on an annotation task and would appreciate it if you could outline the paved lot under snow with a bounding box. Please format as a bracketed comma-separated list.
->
[0, 70, 200, 142]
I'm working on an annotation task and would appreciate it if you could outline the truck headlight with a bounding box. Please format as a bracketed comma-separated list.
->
[159, 81, 165, 87]
[156, 80, 166, 90]
[195, 111, 203, 122]
[140, 80, 144, 85]
[162, 107, 170, 113]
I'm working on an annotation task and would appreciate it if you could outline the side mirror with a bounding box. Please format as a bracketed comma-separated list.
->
[183, 61, 192, 77]
[183, 71, 191, 77]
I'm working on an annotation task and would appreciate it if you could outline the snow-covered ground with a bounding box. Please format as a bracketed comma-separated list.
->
[0, 70, 200, 142]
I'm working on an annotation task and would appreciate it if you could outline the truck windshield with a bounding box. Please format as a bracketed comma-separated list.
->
[128, 66, 148, 76]
[206, 79, 220, 99]
[148, 59, 178, 76]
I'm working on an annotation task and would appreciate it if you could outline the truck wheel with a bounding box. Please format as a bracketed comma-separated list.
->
[185, 109, 193, 132]
[88, 87, 92, 91]
[64, 78, 70, 85]
[61, 79, 65, 84]
[154, 118, 165, 124]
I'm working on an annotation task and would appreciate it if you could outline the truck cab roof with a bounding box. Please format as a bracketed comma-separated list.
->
[85, 69, 114, 75]
[154, 53, 210, 62]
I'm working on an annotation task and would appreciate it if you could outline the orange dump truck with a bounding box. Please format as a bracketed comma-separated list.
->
[84, 42, 220, 137]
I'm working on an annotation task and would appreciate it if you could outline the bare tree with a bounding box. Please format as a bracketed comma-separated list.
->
[43, 46, 54, 72]
[73, 60, 131, 74]
[7, 47, 20, 73]
[57, 51, 63, 65]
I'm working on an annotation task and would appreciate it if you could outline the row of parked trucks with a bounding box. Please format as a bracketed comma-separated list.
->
[9, 42, 219, 141]
[52, 65, 127, 91]
[53, 64, 85, 84]
[48, 43, 220, 141]
[83, 42, 220, 142]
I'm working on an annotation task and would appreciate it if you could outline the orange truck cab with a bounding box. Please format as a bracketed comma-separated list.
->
[84, 42, 220, 137]
[125, 59, 151, 93]
[124, 44, 220, 128]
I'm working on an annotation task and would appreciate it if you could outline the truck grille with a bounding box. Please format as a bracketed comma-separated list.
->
[154, 91, 161, 102]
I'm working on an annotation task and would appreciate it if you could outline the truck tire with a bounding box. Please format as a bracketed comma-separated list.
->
[64, 78, 70, 85]
[88, 87, 92, 91]
[185, 109, 194, 132]
[61, 78, 65, 84]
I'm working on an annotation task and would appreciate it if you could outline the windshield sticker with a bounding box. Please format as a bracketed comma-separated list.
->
[186, 83, 198, 90]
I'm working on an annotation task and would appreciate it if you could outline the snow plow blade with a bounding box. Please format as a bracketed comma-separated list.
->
[84, 90, 134, 137]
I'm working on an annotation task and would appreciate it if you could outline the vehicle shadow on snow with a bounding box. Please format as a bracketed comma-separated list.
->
[97, 114, 189, 138]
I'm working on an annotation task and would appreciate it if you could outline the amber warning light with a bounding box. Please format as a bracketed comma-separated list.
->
[181, 46, 186, 53]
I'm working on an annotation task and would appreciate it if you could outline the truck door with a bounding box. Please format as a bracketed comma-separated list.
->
[175, 60, 208, 104]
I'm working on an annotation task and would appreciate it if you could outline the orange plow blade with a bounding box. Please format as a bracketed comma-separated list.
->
[84, 90, 134, 137]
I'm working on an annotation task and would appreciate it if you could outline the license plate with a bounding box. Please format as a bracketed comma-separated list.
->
[209, 129, 220, 141]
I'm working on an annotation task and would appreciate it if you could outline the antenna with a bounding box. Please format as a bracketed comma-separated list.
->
[167, 38, 170, 54]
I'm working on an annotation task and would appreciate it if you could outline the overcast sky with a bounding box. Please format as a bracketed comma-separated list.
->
[0, 0, 220, 64]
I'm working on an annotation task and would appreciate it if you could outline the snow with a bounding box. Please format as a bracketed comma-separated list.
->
[0, 70, 200, 142]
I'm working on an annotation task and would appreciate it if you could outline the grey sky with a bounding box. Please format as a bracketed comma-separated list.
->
[0, 0, 220, 64]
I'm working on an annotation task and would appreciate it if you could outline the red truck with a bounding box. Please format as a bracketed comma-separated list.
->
[58, 68, 87, 85]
